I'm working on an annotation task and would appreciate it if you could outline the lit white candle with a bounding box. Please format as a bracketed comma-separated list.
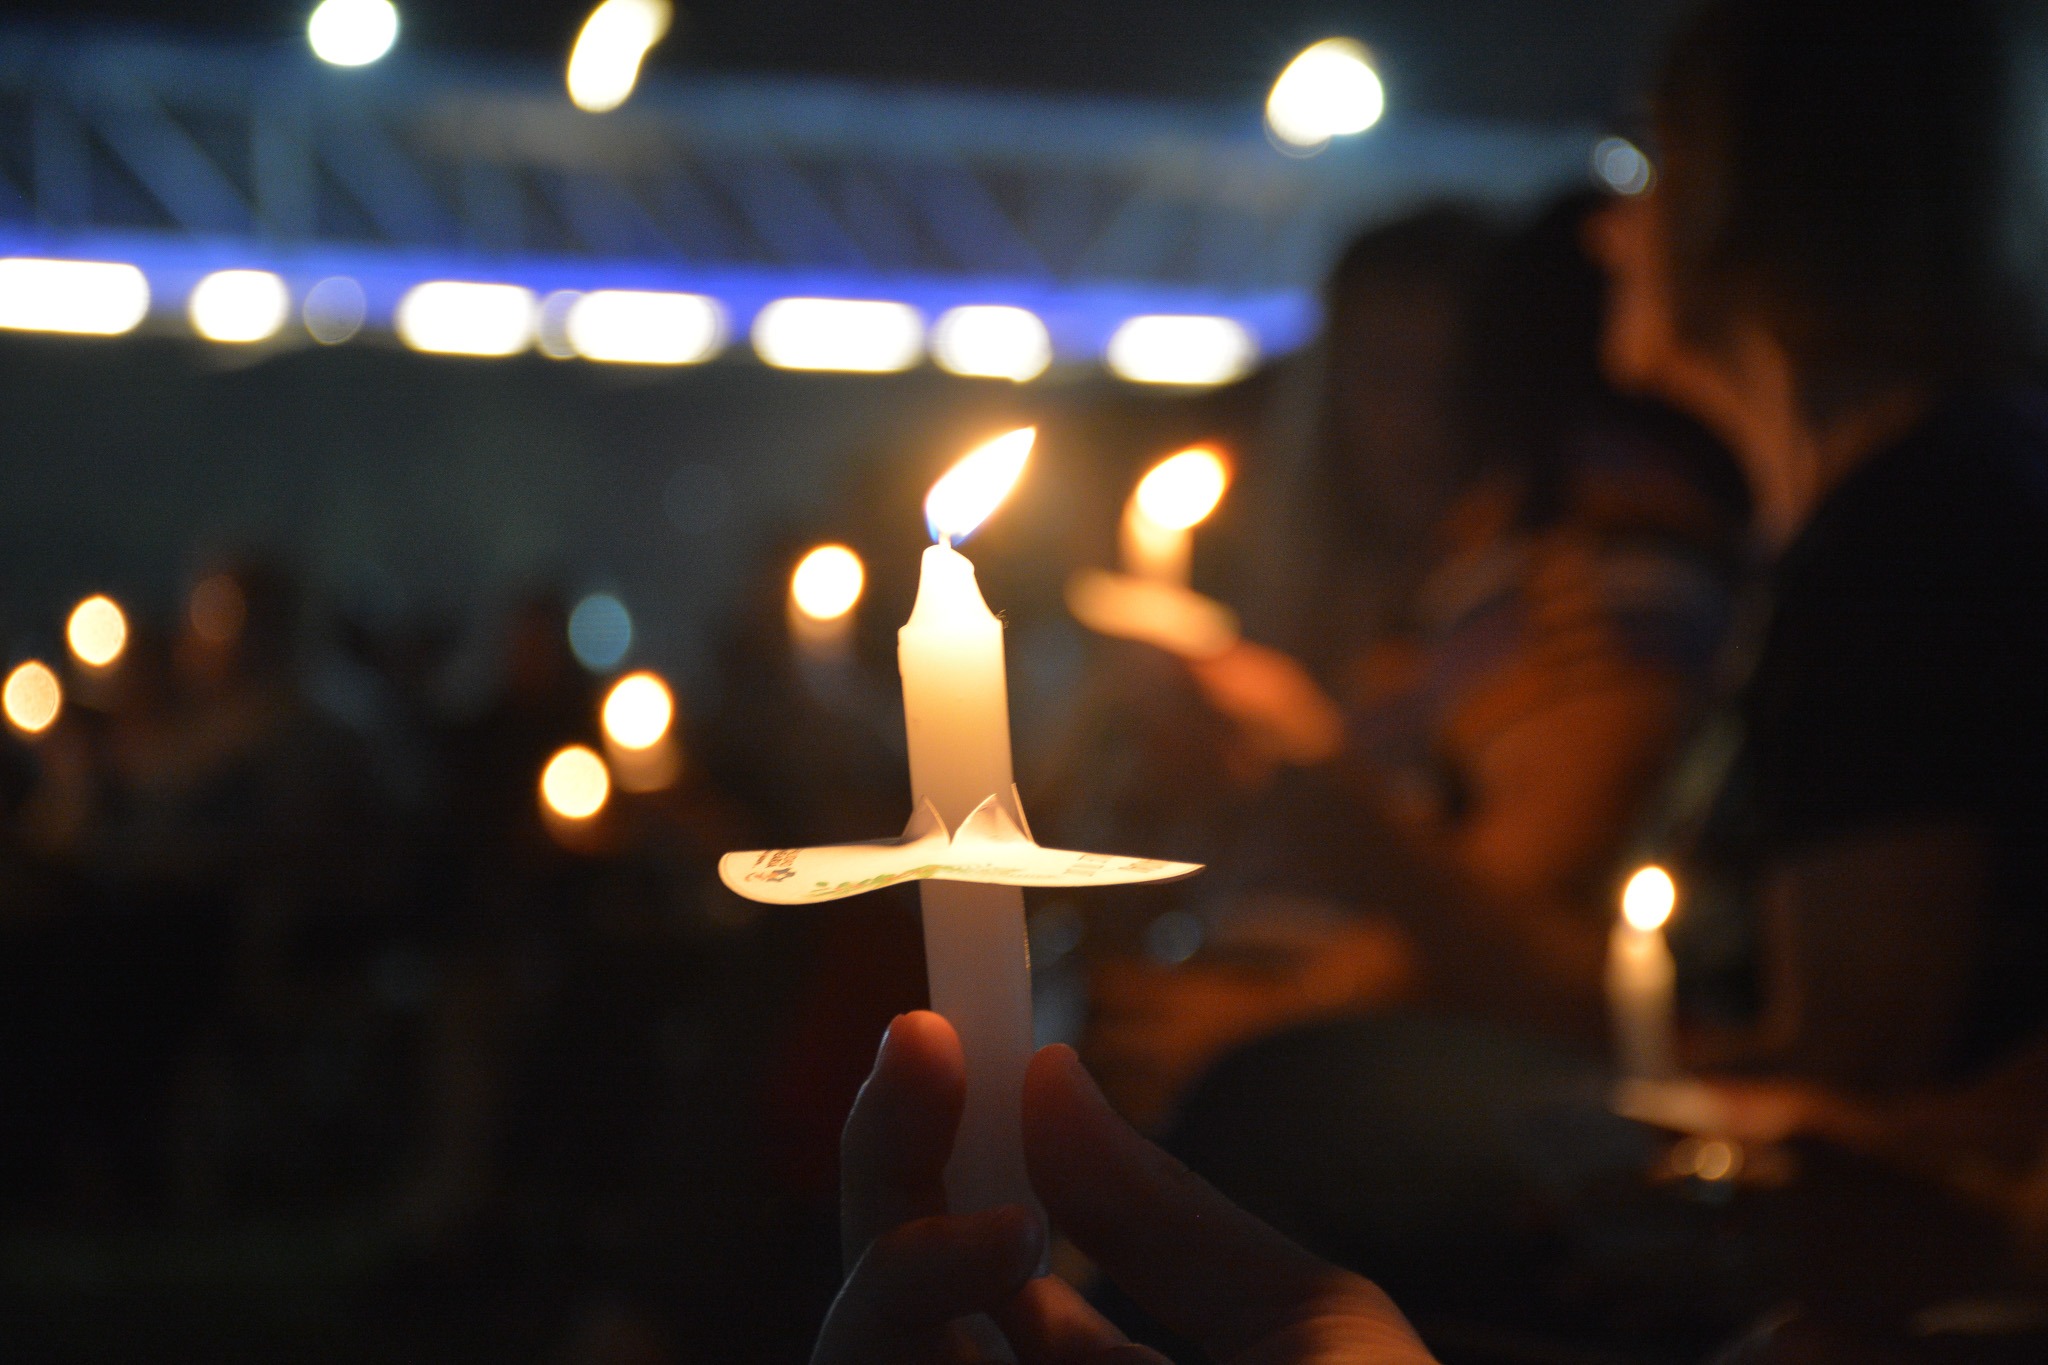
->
[1609, 865, 1678, 1079]
[899, 428, 1038, 1221]
[1119, 446, 1228, 585]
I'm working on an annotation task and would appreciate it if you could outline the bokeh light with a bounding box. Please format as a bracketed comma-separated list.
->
[924, 427, 1035, 544]
[1622, 865, 1677, 932]
[3, 661, 62, 735]
[188, 269, 291, 343]
[66, 595, 129, 668]
[751, 298, 924, 373]
[302, 276, 367, 344]
[394, 281, 537, 357]
[540, 744, 610, 819]
[602, 672, 674, 750]
[790, 545, 865, 622]
[308, 0, 399, 67]
[568, 593, 633, 671]
[1593, 136, 1654, 195]
[567, 0, 674, 113]
[1105, 314, 1258, 386]
[1266, 38, 1384, 150]
[930, 305, 1053, 382]
[1133, 447, 1229, 531]
[566, 289, 725, 365]
[0, 258, 150, 336]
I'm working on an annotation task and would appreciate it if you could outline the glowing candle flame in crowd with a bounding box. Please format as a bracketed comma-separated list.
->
[541, 744, 611, 819]
[3, 661, 62, 735]
[1123, 446, 1228, 584]
[789, 544, 866, 668]
[568, 0, 673, 112]
[924, 427, 1035, 545]
[602, 672, 674, 751]
[66, 595, 128, 668]
[1622, 864, 1677, 933]
[791, 545, 866, 623]
[1610, 863, 1679, 1079]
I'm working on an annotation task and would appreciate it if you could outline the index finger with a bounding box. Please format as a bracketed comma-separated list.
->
[1024, 1044, 1425, 1361]
[839, 1010, 966, 1271]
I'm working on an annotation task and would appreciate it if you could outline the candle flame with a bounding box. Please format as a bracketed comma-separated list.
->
[3, 660, 62, 735]
[1133, 446, 1229, 531]
[541, 744, 611, 819]
[925, 427, 1035, 544]
[67, 594, 128, 668]
[791, 544, 865, 621]
[602, 671, 674, 750]
[1622, 865, 1676, 932]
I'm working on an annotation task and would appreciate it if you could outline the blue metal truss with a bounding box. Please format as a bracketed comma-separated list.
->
[0, 27, 1597, 362]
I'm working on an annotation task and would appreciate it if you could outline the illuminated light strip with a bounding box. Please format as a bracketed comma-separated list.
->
[751, 297, 925, 373]
[930, 304, 1052, 382]
[566, 289, 725, 364]
[1105, 314, 1259, 386]
[0, 233, 1318, 366]
[394, 280, 538, 356]
[0, 258, 150, 336]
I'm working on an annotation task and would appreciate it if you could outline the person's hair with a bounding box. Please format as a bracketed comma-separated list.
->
[1457, 190, 1745, 531]
[1653, 0, 2048, 406]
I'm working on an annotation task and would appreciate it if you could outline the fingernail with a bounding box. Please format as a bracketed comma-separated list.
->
[874, 1013, 907, 1067]
[988, 1203, 1046, 1277]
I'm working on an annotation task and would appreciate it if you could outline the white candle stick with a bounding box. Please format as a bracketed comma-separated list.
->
[717, 425, 1209, 1361]
[1609, 865, 1678, 1079]
[900, 430, 1040, 1222]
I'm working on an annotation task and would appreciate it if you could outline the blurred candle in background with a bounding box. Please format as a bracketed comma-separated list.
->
[602, 670, 681, 792]
[1120, 446, 1228, 585]
[3, 660, 62, 736]
[1609, 864, 1678, 1079]
[898, 428, 1037, 1225]
[65, 594, 128, 670]
[788, 543, 865, 666]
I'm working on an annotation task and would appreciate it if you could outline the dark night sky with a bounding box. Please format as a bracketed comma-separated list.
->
[0, 0, 1694, 124]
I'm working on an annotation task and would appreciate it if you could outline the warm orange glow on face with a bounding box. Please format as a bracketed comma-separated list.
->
[1622, 865, 1677, 932]
[541, 744, 611, 819]
[3, 661, 62, 734]
[790, 545, 866, 622]
[189, 574, 247, 645]
[924, 427, 1035, 543]
[602, 672, 674, 750]
[1132, 447, 1229, 531]
[66, 595, 128, 668]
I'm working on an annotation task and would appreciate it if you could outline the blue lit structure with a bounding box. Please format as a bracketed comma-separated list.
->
[0, 29, 1596, 368]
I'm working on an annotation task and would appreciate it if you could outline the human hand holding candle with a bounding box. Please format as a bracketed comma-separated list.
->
[813, 1011, 1438, 1365]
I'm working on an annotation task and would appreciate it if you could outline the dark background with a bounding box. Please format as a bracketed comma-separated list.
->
[5, 1, 1691, 123]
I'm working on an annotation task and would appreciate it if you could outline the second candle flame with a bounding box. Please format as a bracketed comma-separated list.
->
[925, 427, 1036, 545]
[1622, 865, 1677, 932]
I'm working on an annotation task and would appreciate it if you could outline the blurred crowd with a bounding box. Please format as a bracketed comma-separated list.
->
[10, 3, 2048, 1362]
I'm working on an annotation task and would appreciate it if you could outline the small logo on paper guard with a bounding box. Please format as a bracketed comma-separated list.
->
[746, 849, 799, 882]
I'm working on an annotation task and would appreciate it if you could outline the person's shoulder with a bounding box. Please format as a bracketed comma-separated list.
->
[1793, 391, 2048, 589]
